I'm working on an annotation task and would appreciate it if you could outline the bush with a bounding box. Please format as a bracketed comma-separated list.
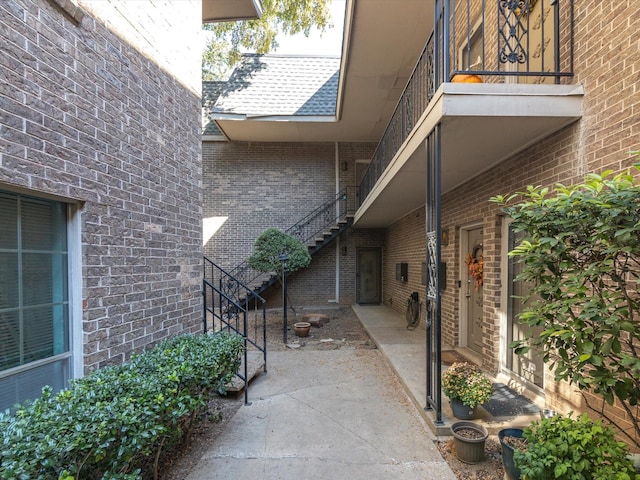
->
[442, 362, 493, 408]
[493, 167, 640, 448]
[247, 227, 311, 275]
[0, 332, 244, 480]
[514, 413, 639, 480]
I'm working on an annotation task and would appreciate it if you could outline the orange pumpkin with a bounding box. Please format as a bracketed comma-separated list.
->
[451, 74, 483, 83]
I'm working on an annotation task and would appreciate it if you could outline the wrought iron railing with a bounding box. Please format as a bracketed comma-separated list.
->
[359, 0, 574, 203]
[203, 257, 267, 404]
[229, 186, 357, 290]
[285, 186, 357, 246]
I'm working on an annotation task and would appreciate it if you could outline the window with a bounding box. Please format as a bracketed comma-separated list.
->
[506, 222, 543, 388]
[0, 191, 71, 410]
[459, 19, 484, 71]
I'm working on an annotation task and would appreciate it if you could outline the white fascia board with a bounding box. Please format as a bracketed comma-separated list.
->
[212, 113, 337, 122]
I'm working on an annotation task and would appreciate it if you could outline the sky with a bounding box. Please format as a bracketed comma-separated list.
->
[273, 0, 345, 56]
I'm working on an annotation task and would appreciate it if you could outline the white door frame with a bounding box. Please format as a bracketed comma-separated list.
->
[498, 217, 545, 399]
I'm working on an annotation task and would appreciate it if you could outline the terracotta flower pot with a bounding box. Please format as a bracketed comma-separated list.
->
[294, 322, 311, 337]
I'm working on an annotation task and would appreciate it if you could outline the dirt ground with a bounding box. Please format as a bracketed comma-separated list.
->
[435, 437, 505, 480]
[159, 306, 504, 480]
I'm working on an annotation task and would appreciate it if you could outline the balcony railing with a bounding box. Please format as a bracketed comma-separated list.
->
[359, 0, 574, 204]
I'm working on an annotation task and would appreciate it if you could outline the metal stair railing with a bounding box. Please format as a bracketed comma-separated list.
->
[229, 186, 357, 292]
[203, 256, 267, 405]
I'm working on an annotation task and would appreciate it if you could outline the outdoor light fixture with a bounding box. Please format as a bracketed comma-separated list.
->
[279, 252, 289, 268]
[279, 252, 289, 343]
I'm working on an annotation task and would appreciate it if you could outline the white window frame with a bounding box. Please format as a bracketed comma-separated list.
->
[0, 188, 83, 407]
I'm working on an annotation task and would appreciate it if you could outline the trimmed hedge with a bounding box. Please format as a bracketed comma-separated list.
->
[0, 332, 244, 480]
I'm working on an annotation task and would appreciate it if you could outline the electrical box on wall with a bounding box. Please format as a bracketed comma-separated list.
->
[395, 262, 408, 282]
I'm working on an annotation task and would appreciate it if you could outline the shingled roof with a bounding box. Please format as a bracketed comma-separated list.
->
[202, 81, 225, 136]
[211, 54, 340, 118]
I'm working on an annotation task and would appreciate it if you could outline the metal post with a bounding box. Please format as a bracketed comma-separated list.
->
[554, 0, 561, 84]
[425, 125, 443, 425]
[279, 252, 289, 344]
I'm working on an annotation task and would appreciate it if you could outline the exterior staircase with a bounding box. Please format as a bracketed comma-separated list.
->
[227, 186, 357, 300]
[202, 187, 356, 401]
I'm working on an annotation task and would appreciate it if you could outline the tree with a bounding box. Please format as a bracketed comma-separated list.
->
[248, 227, 311, 275]
[492, 161, 640, 449]
[203, 0, 333, 80]
[248, 228, 311, 317]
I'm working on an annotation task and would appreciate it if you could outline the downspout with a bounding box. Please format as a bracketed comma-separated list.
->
[333, 141, 340, 303]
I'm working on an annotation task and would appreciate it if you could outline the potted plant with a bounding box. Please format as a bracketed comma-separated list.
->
[442, 362, 493, 419]
[514, 413, 638, 480]
[498, 427, 526, 480]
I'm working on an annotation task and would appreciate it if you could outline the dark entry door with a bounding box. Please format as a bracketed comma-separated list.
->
[356, 247, 381, 304]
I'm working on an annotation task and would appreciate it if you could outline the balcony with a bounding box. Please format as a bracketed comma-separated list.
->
[354, 0, 583, 228]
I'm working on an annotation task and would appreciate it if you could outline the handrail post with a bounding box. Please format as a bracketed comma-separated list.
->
[202, 256, 268, 405]
[554, 0, 561, 84]
[243, 309, 249, 405]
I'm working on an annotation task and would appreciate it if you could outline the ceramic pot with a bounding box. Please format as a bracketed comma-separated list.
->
[451, 421, 488, 464]
[539, 408, 558, 420]
[498, 428, 525, 480]
[294, 321, 311, 337]
[450, 397, 477, 420]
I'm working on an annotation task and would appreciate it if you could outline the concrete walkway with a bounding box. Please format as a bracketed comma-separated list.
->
[186, 348, 458, 479]
[352, 304, 540, 435]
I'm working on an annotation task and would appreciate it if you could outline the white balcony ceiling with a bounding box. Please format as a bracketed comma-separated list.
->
[203, 0, 262, 23]
[353, 83, 585, 228]
[214, 0, 433, 143]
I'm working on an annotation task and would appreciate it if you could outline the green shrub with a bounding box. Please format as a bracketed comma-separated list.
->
[492, 165, 640, 448]
[0, 332, 243, 480]
[247, 227, 311, 275]
[514, 413, 639, 480]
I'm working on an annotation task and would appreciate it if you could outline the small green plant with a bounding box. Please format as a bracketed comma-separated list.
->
[442, 362, 493, 408]
[514, 413, 639, 480]
[0, 332, 243, 480]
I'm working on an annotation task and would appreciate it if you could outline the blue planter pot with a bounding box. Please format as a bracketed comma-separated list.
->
[499, 428, 524, 480]
[450, 397, 477, 419]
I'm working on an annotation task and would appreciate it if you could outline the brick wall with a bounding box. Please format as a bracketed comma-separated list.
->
[0, 0, 203, 372]
[383, 207, 427, 326]
[203, 141, 378, 306]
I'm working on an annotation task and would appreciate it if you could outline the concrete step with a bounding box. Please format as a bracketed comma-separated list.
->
[225, 351, 266, 393]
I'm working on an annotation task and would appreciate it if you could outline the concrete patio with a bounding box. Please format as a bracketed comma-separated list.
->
[352, 304, 540, 436]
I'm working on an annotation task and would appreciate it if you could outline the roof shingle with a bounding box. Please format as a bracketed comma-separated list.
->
[212, 54, 340, 117]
